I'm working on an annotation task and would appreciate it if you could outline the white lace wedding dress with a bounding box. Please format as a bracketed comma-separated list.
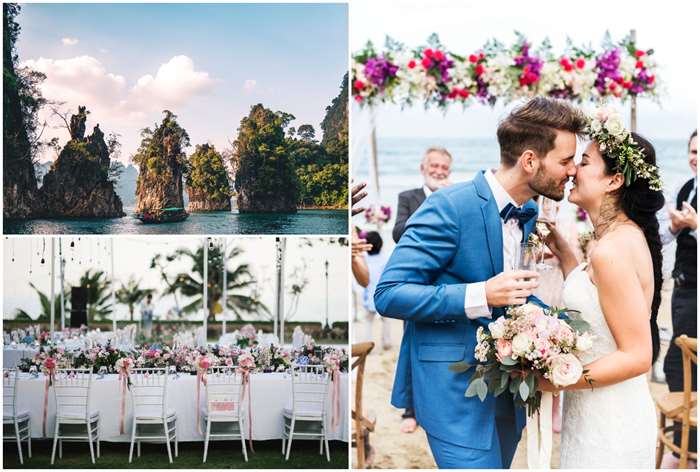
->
[560, 263, 657, 469]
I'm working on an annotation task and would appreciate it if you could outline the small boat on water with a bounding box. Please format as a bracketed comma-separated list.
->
[135, 207, 189, 224]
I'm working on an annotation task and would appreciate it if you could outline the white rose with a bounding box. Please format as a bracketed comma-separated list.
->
[606, 116, 625, 137]
[488, 320, 505, 339]
[575, 332, 594, 352]
[549, 353, 583, 387]
[511, 333, 532, 356]
[590, 119, 602, 133]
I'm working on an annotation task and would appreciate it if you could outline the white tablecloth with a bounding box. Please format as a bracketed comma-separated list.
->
[13, 373, 348, 442]
[3, 346, 38, 368]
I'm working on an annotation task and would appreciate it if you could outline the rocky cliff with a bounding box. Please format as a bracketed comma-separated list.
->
[3, 3, 41, 219]
[37, 110, 124, 218]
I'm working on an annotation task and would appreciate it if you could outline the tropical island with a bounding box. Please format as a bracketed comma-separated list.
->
[3, 4, 348, 230]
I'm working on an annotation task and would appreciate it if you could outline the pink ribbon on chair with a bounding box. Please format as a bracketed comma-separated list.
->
[119, 372, 128, 434]
[42, 358, 56, 437]
[239, 369, 255, 453]
[196, 370, 208, 435]
[330, 368, 341, 431]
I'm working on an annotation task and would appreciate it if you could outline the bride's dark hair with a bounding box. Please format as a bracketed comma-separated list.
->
[601, 132, 664, 362]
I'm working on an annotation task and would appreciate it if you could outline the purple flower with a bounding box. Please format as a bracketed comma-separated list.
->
[364, 56, 398, 88]
[595, 48, 622, 93]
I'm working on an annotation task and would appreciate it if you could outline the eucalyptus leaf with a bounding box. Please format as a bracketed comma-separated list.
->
[501, 356, 517, 366]
[476, 379, 488, 401]
[465, 379, 480, 398]
[510, 377, 520, 394]
[519, 380, 530, 402]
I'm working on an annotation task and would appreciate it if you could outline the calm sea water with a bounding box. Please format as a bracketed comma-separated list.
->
[353, 137, 691, 213]
[4, 209, 348, 235]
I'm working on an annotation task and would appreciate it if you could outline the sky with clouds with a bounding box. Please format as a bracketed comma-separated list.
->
[15, 3, 348, 164]
[350, 0, 697, 141]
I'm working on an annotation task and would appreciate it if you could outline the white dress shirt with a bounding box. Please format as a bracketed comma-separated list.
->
[422, 185, 433, 198]
[659, 177, 697, 245]
[463, 170, 522, 319]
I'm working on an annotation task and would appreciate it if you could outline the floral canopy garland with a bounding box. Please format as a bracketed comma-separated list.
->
[352, 32, 659, 109]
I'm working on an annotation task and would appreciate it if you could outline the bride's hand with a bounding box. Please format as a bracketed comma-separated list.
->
[542, 222, 579, 277]
[536, 374, 560, 393]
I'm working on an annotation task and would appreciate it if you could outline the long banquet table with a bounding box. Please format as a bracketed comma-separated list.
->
[12, 372, 348, 442]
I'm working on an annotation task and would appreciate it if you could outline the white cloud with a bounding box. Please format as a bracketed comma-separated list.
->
[243, 79, 257, 93]
[20, 54, 215, 162]
[61, 37, 79, 46]
[129, 55, 214, 110]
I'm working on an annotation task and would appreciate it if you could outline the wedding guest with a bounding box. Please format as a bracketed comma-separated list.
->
[659, 130, 697, 469]
[362, 231, 392, 350]
[140, 294, 155, 339]
[351, 181, 372, 288]
[392, 147, 453, 243]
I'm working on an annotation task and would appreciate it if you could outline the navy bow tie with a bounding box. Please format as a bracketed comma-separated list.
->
[500, 203, 536, 227]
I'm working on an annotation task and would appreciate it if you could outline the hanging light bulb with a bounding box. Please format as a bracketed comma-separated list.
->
[41, 258, 45, 264]
[70, 241, 75, 248]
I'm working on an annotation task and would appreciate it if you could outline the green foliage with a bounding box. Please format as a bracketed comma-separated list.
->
[232, 104, 298, 208]
[186, 143, 231, 202]
[3, 4, 46, 165]
[14, 282, 70, 322]
[289, 74, 349, 208]
[115, 276, 155, 322]
[155, 243, 268, 321]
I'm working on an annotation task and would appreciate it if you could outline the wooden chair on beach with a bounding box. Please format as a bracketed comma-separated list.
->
[352, 341, 376, 469]
[656, 335, 697, 469]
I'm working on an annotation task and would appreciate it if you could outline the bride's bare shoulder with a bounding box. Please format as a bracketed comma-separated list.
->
[589, 226, 647, 278]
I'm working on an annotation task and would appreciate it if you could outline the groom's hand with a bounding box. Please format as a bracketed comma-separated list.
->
[485, 271, 540, 307]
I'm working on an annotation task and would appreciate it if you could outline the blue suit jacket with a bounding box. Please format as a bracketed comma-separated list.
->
[374, 170, 538, 451]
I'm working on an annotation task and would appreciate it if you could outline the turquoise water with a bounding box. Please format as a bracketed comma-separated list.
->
[4, 209, 349, 235]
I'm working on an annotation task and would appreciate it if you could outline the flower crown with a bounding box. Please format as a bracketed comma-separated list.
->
[586, 107, 662, 191]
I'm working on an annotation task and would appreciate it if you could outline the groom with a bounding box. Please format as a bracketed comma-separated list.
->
[374, 97, 587, 468]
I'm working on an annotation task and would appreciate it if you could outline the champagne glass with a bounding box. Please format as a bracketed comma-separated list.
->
[517, 242, 537, 275]
[535, 197, 558, 270]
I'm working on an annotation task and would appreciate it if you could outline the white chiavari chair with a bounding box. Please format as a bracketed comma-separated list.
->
[128, 367, 178, 463]
[3, 368, 32, 464]
[201, 366, 248, 462]
[50, 368, 100, 464]
[282, 363, 331, 461]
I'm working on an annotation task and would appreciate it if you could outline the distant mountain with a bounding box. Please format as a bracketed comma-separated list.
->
[114, 164, 138, 207]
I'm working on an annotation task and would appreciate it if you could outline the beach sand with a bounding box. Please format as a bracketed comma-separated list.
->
[351, 279, 675, 469]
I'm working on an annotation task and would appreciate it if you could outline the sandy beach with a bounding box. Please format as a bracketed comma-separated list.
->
[351, 279, 676, 469]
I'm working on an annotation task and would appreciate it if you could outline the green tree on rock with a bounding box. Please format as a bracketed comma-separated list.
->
[133, 110, 190, 213]
[232, 104, 298, 212]
[186, 143, 232, 212]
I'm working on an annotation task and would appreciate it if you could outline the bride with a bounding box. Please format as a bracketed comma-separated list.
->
[539, 110, 664, 468]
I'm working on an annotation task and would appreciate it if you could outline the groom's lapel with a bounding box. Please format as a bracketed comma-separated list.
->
[474, 171, 503, 275]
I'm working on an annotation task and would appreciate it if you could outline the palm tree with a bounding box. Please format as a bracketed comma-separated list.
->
[116, 277, 155, 322]
[161, 243, 268, 321]
[78, 269, 113, 322]
[15, 282, 70, 322]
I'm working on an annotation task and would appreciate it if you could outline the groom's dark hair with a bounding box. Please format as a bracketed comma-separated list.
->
[497, 97, 587, 167]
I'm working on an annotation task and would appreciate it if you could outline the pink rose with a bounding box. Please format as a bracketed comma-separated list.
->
[496, 339, 513, 359]
[549, 354, 583, 387]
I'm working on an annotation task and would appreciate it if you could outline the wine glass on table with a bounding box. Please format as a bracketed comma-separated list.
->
[535, 196, 558, 271]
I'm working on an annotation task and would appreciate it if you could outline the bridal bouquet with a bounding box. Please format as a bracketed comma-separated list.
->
[450, 303, 593, 416]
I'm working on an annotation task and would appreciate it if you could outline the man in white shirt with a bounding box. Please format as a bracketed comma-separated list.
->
[374, 97, 587, 468]
[659, 130, 697, 469]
